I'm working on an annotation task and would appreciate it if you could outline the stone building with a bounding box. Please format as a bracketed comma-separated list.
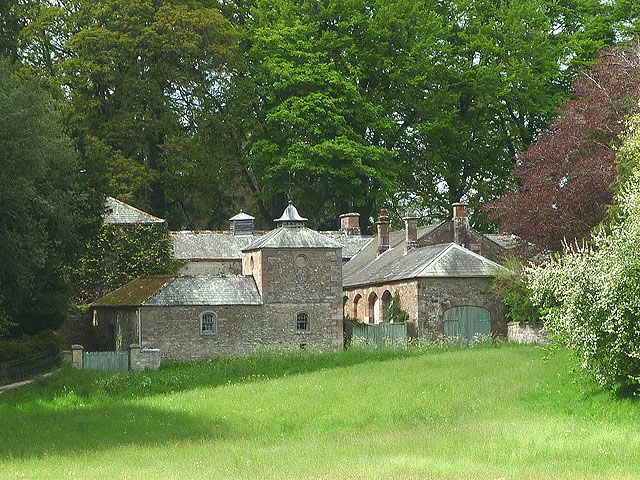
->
[91, 202, 344, 360]
[342, 204, 512, 341]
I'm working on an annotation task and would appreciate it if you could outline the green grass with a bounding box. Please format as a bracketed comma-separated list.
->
[1, 344, 640, 479]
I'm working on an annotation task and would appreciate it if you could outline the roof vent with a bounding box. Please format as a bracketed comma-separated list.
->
[229, 210, 255, 236]
[275, 201, 307, 228]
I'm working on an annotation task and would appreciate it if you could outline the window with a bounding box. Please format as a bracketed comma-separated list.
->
[296, 312, 310, 332]
[201, 312, 218, 334]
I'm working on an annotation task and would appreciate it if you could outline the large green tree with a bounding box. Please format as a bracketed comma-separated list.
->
[0, 60, 102, 335]
[224, 0, 618, 230]
[17, 0, 240, 228]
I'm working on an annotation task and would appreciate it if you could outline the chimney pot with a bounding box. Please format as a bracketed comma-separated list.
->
[403, 210, 419, 252]
[339, 212, 361, 235]
[376, 208, 390, 255]
[452, 202, 469, 247]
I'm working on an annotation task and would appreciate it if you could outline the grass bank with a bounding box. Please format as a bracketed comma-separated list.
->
[1, 344, 639, 479]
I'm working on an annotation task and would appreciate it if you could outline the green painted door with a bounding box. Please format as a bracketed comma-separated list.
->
[443, 306, 491, 341]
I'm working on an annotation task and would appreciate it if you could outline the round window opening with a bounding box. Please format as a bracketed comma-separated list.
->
[295, 254, 308, 268]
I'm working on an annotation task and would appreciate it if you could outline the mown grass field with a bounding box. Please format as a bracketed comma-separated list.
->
[1, 344, 640, 479]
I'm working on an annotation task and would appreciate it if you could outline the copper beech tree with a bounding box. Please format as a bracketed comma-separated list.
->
[488, 41, 640, 253]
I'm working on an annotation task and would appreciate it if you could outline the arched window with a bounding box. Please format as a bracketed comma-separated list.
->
[296, 312, 310, 331]
[201, 312, 218, 334]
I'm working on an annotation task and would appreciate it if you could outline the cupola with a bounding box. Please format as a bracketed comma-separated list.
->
[229, 210, 255, 236]
[274, 201, 307, 228]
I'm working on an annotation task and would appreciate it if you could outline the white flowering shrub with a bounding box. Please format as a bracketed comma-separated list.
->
[527, 156, 640, 393]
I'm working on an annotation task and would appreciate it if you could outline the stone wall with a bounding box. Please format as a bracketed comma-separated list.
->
[129, 345, 162, 370]
[507, 322, 548, 345]
[178, 259, 241, 276]
[139, 302, 341, 361]
[416, 277, 506, 339]
[249, 248, 342, 305]
[417, 221, 506, 264]
[93, 308, 139, 352]
[343, 280, 419, 324]
[58, 312, 115, 351]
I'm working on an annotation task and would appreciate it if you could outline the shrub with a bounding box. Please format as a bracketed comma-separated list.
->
[527, 165, 640, 394]
[492, 256, 541, 325]
[0, 330, 65, 363]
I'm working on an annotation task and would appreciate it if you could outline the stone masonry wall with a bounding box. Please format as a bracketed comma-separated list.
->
[256, 248, 342, 305]
[343, 280, 419, 324]
[139, 303, 341, 361]
[178, 259, 241, 276]
[416, 277, 506, 339]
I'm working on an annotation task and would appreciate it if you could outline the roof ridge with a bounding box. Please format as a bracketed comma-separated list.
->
[412, 243, 455, 277]
[107, 196, 165, 223]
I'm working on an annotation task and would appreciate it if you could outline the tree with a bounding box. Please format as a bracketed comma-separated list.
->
[488, 41, 640, 252]
[527, 120, 640, 393]
[0, 60, 102, 335]
[226, 0, 620, 230]
[17, 0, 240, 228]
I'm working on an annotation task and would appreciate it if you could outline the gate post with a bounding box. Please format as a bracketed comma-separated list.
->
[71, 345, 84, 369]
[129, 344, 141, 371]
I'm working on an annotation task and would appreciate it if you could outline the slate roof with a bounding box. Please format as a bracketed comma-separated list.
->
[318, 232, 373, 259]
[92, 275, 262, 307]
[92, 276, 173, 307]
[104, 197, 165, 224]
[486, 234, 518, 250]
[170, 231, 262, 260]
[343, 223, 508, 288]
[145, 276, 262, 306]
[229, 211, 255, 221]
[243, 226, 343, 251]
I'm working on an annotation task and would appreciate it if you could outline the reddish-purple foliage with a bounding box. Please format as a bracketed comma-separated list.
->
[488, 42, 640, 253]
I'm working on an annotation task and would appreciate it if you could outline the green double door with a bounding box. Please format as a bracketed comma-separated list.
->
[443, 306, 491, 341]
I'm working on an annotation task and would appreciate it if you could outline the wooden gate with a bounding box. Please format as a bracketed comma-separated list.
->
[83, 351, 129, 371]
[351, 323, 407, 348]
[443, 306, 491, 341]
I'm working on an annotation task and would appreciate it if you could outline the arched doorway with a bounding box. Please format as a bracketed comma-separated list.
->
[353, 294, 363, 320]
[367, 292, 379, 324]
[381, 290, 392, 323]
[443, 306, 491, 341]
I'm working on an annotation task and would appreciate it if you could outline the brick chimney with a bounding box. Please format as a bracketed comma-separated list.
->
[452, 202, 469, 247]
[339, 212, 361, 235]
[376, 209, 390, 255]
[404, 210, 419, 252]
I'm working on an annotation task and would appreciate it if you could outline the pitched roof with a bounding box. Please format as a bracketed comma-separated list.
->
[145, 276, 262, 306]
[170, 231, 261, 260]
[486, 234, 518, 250]
[229, 211, 255, 221]
[318, 232, 373, 259]
[243, 226, 343, 250]
[91, 276, 173, 307]
[104, 197, 165, 225]
[92, 275, 262, 307]
[343, 227, 508, 288]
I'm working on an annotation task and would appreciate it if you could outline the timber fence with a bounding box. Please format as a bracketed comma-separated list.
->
[0, 351, 61, 387]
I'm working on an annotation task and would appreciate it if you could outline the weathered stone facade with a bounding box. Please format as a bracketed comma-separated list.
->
[137, 303, 340, 361]
[343, 277, 505, 340]
[416, 277, 505, 339]
[91, 202, 344, 361]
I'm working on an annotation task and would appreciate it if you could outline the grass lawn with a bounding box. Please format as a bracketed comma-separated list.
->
[1, 344, 640, 479]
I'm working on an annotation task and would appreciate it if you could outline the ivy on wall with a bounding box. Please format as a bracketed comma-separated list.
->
[70, 224, 178, 305]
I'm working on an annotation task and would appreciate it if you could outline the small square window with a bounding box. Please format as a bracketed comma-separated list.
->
[296, 312, 309, 331]
[201, 312, 217, 334]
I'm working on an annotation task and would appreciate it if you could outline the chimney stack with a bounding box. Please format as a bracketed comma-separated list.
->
[404, 210, 419, 252]
[376, 209, 390, 255]
[452, 202, 469, 247]
[339, 212, 361, 235]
